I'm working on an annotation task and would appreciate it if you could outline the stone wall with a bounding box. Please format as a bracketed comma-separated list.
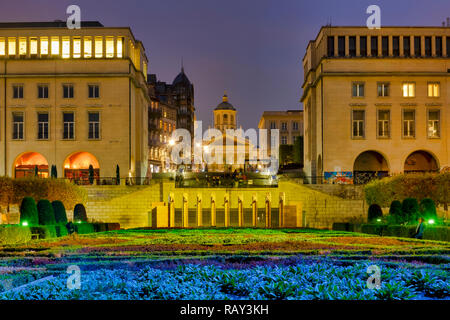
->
[80, 181, 366, 229]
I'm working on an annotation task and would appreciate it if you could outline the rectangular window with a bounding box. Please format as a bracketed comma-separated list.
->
[402, 83, 415, 97]
[62, 37, 70, 58]
[360, 36, 367, 57]
[435, 37, 442, 57]
[403, 37, 411, 57]
[270, 122, 277, 129]
[281, 122, 288, 131]
[88, 112, 100, 139]
[106, 37, 114, 58]
[88, 85, 100, 98]
[403, 110, 415, 138]
[84, 37, 92, 58]
[8, 37, 16, 56]
[382, 36, 389, 56]
[38, 84, 49, 99]
[377, 110, 390, 138]
[349, 36, 356, 57]
[19, 37, 27, 56]
[37, 113, 49, 140]
[281, 136, 288, 145]
[63, 112, 75, 140]
[378, 82, 390, 97]
[40, 37, 49, 55]
[414, 36, 421, 57]
[327, 36, 334, 57]
[13, 84, 24, 99]
[95, 36, 103, 58]
[51, 37, 59, 55]
[338, 36, 345, 57]
[371, 36, 378, 56]
[352, 83, 364, 97]
[425, 36, 432, 57]
[63, 84, 74, 99]
[292, 122, 299, 131]
[393, 36, 400, 56]
[352, 110, 365, 138]
[447, 37, 450, 57]
[117, 37, 123, 58]
[428, 110, 440, 138]
[30, 37, 38, 55]
[12, 113, 24, 140]
[428, 82, 440, 97]
[73, 37, 81, 58]
[0, 38, 5, 56]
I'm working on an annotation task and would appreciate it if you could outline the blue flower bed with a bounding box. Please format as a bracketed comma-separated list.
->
[1, 260, 449, 300]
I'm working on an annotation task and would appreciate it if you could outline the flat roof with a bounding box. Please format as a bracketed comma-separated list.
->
[0, 21, 104, 28]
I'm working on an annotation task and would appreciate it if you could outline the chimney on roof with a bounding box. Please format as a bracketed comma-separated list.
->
[447, 17, 450, 27]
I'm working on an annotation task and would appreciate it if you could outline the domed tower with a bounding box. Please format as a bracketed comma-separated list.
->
[214, 93, 237, 132]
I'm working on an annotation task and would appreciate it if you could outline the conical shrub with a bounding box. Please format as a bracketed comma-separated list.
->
[73, 203, 87, 222]
[52, 200, 68, 224]
[19, 197, 39, 226]
[37, 199, 56, 225]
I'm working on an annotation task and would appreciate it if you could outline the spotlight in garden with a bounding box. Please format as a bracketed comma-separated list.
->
[22, 221, 28, 227]
[428, 219, 435, 225]
[376, 219, 382, 223]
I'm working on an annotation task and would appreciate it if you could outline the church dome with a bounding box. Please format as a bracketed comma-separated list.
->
[172, 68, 191, 86]
[215, 94, 236, 111]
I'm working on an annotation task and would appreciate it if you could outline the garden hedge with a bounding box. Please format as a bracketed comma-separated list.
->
[74, 223, 95, 234]
[365, 173, 450, 207]
[19, 197, 39, 226]
[0, 225, 32, 245]
[30, 226, 57, 239]
[360, 224, 449, 241]
[0, 177, 87, 210]
[37, 199, 56, 226]
[420, 198, 438, 221]
[73, 204, 88, 222]
[52, 200, 68, 224]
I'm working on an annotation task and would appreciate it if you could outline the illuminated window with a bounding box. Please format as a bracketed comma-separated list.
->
[402, 83, 415, 97]
[19, 38, 27, 55]
[95, 36, 103, 58]
[40, 37, 49, 55]
[73, 38, 81, 58]
[428, 83, 440, 97]
[62, 37, 70, 58]
[428, 110, 440, 138]
[0, 38, 5, 56]
[106, 37, 114, 58]
[30, 38, 38, 55]
[84, 37, 92, 58]
[51, 37, 59, 55]
[8, 37, 16, 56]
[117, 37, 123, 58]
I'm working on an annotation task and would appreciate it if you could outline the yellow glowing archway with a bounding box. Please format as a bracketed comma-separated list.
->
[63, 152, 100, 184]
[14, 152, 49, 178]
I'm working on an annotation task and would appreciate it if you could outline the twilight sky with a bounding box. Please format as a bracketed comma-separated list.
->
[1, 0, 449, 129]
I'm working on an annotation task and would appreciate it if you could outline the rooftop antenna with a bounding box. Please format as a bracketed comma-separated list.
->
[447, 17, 450, 27]
[181, 57, 184, 72]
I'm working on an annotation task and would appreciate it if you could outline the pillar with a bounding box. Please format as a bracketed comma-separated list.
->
[169, 193, 175, 228]
[238, 194, 243, 227]
[182, 194, 188, 228]
[224, 194, 230, 228]
[279, 193, 286, 228]
[211, 194, 216, 227]
[252, 194, 257, 227]
[197, 194, 202, 227]
[265, 193, 271, 228]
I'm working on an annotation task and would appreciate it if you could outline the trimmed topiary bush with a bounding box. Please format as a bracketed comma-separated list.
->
[73, 203, 87, 222]
[30, 226, 57, 239]
[52, 200, 68, 224]
[37, 199, 56, 226]
[401, 198, 420, 224]
[368, 204, 383, 223]
[388, 200, 403, 224]
[74, 223, 95, 234]
[19, 197, 39, 226]
[420, 198, 438, 221]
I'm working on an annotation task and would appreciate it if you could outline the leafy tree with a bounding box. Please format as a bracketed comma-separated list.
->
[388, 200, 403, 224]
[279, 145, 294, 165]
[293, 136, 304, 165]
[37, 199, 56, 225]
[51, 165, 58, 179]
[19, 197, 39, 226]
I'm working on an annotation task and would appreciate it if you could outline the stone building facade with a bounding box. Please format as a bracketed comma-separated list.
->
[0, 21, 150, 181]
[302, 26, 450, 184]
